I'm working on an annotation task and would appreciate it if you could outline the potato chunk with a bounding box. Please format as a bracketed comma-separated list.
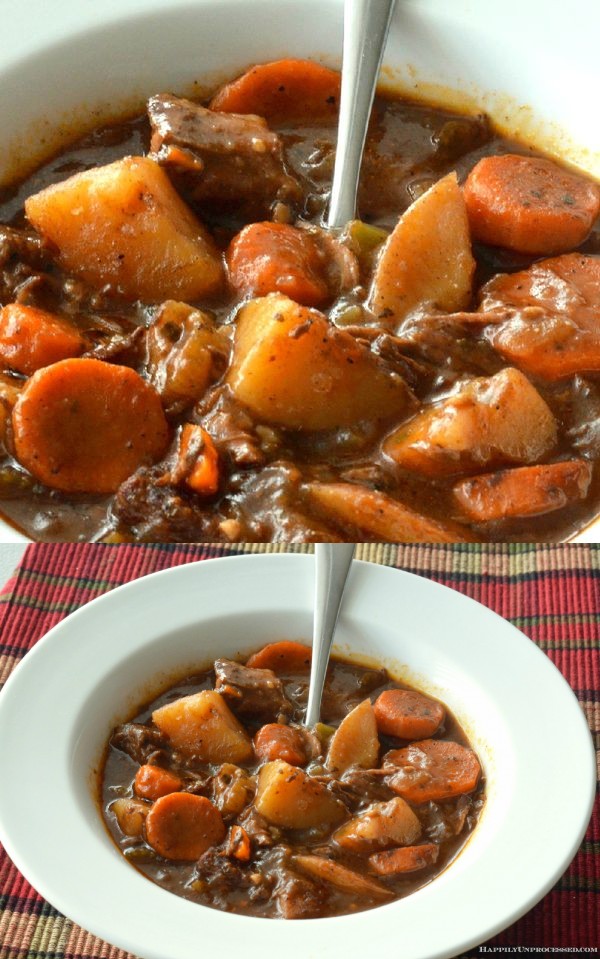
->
[152, 690, 253, 764]
[25, 156, 223, 302]
[333, 797, 421, 852]
[383, 367, 557, 477]
[111, 797, 151, 838]
[254, 760, 346, 828]
[326, 699, 379, 774]
[212, 763, 256, 818]
[368, 172, 475, 326]
[146, 300, 229, 412]
[227, 293, 414, 430]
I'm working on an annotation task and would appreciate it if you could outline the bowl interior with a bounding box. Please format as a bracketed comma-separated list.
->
[1, 0, 599, 186]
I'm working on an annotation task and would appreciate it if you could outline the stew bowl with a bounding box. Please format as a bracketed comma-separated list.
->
[0, 0, 598, 543]
[0, 553, 595, 959]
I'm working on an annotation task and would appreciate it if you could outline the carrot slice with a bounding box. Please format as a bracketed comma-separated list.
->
[480, 254, 600, 380]
[374, 689, 445, 740]
[254, 723, 307, 766]
[0, 304, 84, 376]
[385, 739, 481, 804]
[369, 843, 439, 876]
[210, 59, 340, 122]
[169, 423, 219, 496]
[464, 154, 600, 255]
[134, 764, 183, 801]
[225, 824, 251, 862]
[246, 641, 312, 673]
[453, 460, 592, 522]
[145, 793, 225, 861]
[227, 222, 330, 306]
[12, 357, 169, 493]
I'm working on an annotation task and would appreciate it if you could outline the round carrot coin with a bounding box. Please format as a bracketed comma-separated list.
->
[145, 793, 226, 861]
[384, 739, 481, 803]
[374, 689, 445, 740]
[12, 357, 169, 493]
[464, 154, 600, 255]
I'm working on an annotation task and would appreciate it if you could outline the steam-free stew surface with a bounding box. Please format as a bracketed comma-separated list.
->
[1, 59, 599, 542]
[101, 643, 484, 918]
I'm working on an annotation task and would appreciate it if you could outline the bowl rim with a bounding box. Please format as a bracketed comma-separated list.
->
[0, 553, 595, 959]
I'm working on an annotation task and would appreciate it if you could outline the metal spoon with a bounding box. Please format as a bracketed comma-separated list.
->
[328, 0, 397, 229]
[305, 543, 356, 727]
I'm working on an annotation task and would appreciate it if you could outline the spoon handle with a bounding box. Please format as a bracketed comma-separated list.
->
[327, 0, 397, 229]
[305, 543, 356, 727]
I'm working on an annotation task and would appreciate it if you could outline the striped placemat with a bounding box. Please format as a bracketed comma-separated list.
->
[0, 543, 598, 958]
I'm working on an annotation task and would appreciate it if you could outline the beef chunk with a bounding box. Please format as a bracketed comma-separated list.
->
[197, 386, 267, 467]
[237, 807, 280, 848]
[148, 94, 301, 218]
[233, 462, 343, 543]
[275, 872, 328, 919]
[214, 658, 292, 722]
[0, 225, 52, 270]
[110, 722, 168, 765]
[195, 847, 245, 892]
[335, 768, 395, 808]
[113, 465, 222, 541]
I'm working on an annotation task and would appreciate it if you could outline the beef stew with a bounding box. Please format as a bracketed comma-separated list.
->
[1, 59, 599, 542]
[101, 641, 485, 918]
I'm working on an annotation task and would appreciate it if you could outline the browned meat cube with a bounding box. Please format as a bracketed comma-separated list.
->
[148, 94, 301, 218]
[214, 658, 292, 722]
[110, 722, 168, 766]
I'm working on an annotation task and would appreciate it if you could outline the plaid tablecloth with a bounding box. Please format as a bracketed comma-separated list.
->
[0, 543, 598, 958]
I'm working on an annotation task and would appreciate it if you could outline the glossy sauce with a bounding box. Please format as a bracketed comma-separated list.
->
[1, 93, 599, 542]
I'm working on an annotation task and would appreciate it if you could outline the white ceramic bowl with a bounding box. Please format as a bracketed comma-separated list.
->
[0, 0, 599, 542]
[0, 554, 595, 959]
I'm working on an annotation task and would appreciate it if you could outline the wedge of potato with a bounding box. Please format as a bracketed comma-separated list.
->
[383, 367, 557, 477]
[304, 481, 478, 542]
[25, 156, 223, 302]
[227, 293, 414, 430]
[326, 699, 379, 774]
[368, 172, 475, 326]
[111, 797, 151, 839]
[294, 855, 392, 900]
[254, 759, 346, 829]
[333, 797, 421, 852]
[152, 690, 253, 764]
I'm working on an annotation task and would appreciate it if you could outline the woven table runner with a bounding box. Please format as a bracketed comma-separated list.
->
[0, 543, 598, 958]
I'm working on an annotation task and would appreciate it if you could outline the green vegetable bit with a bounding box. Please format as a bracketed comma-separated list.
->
[315, 722, 336, 743]
[342, 219, 389, 272]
